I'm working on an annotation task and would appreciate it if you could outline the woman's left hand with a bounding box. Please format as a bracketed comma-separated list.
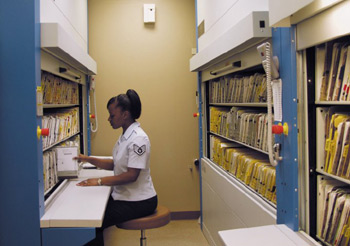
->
[76, 178, 98, 186]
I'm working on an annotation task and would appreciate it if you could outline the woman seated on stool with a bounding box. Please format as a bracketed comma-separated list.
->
[74, 89, 157, 246]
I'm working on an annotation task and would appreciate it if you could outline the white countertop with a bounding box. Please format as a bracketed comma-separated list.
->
[219, 225, 321, 246]
[40, 169, 113, 228]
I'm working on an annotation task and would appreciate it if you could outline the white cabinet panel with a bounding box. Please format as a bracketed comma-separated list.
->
[296, 1, 350, 50]
[197, 0, 268, 52]
[191, 12, 271, 72]
[40, 0, 88, 52]
[201, 158, 276, 246]
[53, 0, 88, 41]
[268, 0, 314, 26]
[202, 181, 245, 246]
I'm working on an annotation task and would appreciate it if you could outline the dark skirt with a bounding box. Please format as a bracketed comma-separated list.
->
[85, 195, 158, 246]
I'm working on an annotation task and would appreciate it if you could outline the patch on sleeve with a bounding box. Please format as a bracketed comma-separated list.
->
[133, 144, 146, 156]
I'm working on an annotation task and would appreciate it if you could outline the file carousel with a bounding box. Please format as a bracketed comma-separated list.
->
[189, 1, 350, 244]
[191, 11, 279, 245]
[39, 23, 113, 245]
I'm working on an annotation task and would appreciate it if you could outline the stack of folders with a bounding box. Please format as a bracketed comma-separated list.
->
[209, 73, 267, 103]
[318, 179, 350, 245]
[323, 109, 350, 179]
[43, 135, 80, 192]
[210, 107, 230, 137]
[43, 150, 58, 192]
[57, 134, 80, 149]
[318, 41, 350, 101]
[210, 136, 276, 204]
[42, 108, 80, 149]
[210, 107, 273, 152]
[41, 71, 79, 105]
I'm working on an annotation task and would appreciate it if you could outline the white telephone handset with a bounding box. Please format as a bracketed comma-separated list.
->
[257, 42, 282, 167]
[89, 76, 98, 133]
[257, 43, 279, 79]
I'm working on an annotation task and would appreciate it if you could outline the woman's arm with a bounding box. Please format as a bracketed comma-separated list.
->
[74, 154, 114, 170]
[76, 167, 141, 186]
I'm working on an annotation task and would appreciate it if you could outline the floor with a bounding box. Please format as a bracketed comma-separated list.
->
[104, 219, 210, 246]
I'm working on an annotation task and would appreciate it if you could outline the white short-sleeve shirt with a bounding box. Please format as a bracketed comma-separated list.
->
[111, 122, 157, 201]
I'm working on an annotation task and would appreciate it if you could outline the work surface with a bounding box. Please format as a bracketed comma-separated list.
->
[219, 225, 321, 246]
[41, 169, 113, 228]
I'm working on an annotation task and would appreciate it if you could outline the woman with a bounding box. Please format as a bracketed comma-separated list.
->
[75, 89, 157, 245]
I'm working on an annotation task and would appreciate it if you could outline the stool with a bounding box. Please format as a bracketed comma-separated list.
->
[117, 205, 171, 246]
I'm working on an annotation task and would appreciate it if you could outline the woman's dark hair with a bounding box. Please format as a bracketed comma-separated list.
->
[107, 89, 142, 120]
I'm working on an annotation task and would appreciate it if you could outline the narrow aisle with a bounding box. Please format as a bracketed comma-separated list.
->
[104, 219, 209, 246]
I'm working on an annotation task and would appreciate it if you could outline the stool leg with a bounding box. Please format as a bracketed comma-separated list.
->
[140, 229, 147, 246]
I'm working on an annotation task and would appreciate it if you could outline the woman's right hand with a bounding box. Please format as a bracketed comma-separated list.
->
[73, 154, 90, 163]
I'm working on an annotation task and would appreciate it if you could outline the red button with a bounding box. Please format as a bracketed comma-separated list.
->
[41, 128, 50, 136]
[272, 125, 283, 134]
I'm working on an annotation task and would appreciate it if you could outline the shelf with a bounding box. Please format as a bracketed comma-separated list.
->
[43, 132, 80, 152]
[44, 104, 79, 109]
[316, 169, 350, 185]
[315, 173, 349, 246]
[315, 235, 332, 246]
[209, 103, 268, 107]
[306, 34, 350, 245]
[41, 178, 111, 228]
[210, 132, 269, 155]
[315, 101, 350, 106]
[316, 107, 350, 181]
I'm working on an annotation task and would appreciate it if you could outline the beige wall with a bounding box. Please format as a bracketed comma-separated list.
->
[88, 0, 199, 212]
